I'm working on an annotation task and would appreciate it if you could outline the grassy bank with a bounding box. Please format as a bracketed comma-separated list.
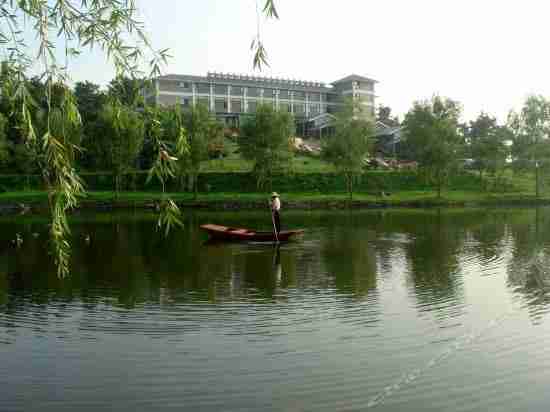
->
[3, 190, 550, 211]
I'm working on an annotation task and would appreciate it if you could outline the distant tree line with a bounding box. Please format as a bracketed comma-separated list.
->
[0, 71, 230, 197]
[4, 66, 550, 203]
[377, 95, 550, 198]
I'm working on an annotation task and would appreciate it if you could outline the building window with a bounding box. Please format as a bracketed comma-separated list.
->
[263, 88, 276, 96]
[231, 99, 242, 113]
[181, 98, 190, 107]
[309, 92, 320, 102]
[247, 87, 259, 97]
[279, 89, 289, 99]
[178, 81, 189, 88]
[197, 83, 210, 94]
[359, 82, 374, 92]
[294, 91, 305, 100]
[310, 104, 320, 114]
[214, 84, 227, 95]
[294, 103, 305, 114]
[326, 93, 339, 103]
[248, 101, 257, 113]
[231, 86, 243, 96]
[215, 98, 227, 112]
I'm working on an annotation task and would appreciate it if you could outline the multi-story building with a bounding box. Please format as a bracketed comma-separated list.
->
[144, 72, 377, 134]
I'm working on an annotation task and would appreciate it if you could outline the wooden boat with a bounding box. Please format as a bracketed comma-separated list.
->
[200, 224, 304, 242]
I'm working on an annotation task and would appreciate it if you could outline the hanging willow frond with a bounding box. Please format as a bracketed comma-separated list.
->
[252, 0, 279, 71]
[144, 105, 189, 236]
[156, 198, 183, 238]
[1, 0, 280, 276]
[252, 40, 270, 71]
[1, 1, 171, 276]
[262, 0, 280, 19]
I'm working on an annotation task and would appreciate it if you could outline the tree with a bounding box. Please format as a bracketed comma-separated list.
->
[108, 76, 143, 108]
[179, 104, 224, 199]
[466, 112, 508, 187]
[74, 81, 106, 169]
[74, 81, 106, 124]
[0, 113, 10, 170]
[403, 96, 463, 198]
[376, 105, 399, 126]
[508, 95, 550, 197]
[0, 0, 279, 276]
[239, 104, 295, 190]
[322, 98, 374, 201]
[93, 103, 145, 196]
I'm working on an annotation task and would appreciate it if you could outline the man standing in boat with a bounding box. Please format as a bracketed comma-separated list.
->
[271, 192, 281, 235]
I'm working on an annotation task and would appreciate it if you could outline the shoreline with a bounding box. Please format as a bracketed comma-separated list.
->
[2, 191, 550, 214]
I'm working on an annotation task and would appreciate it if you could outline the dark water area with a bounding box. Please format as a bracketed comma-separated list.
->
[2, 208, 550, 411]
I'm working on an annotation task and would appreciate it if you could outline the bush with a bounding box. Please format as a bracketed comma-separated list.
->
[0, 170, 518, 194]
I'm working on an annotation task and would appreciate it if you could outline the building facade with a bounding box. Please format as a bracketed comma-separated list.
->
[145, 72, 377, 131]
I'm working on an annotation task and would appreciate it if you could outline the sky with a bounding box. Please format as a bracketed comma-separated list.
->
[23, 0, 550, 122]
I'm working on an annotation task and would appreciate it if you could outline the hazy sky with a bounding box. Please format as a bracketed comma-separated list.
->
[57, 0, 550, 122]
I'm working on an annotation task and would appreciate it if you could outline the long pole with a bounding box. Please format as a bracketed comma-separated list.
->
[269, 202, 279, 243]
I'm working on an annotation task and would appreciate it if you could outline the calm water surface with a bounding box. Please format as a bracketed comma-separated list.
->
[2, 208, 550, 411]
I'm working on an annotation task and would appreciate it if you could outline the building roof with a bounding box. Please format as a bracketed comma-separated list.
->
[331, 74, 378, 85]
[374, 122, 402, 139]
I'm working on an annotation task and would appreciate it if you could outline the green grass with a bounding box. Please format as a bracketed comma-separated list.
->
[3, 189, 550, 208]
[201, 154, 334, 173]
[200, 137, 333, 173]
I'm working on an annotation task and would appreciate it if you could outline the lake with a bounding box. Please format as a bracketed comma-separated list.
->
[2, 208, 550, 411]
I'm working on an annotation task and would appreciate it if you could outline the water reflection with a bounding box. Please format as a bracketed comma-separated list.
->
[506, 208, 550, 323]
[0, 209, 549, 314]
[4, 209, 550, 411]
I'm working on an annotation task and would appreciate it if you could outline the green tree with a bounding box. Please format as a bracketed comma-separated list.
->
[180, 104, 223, 199]
[74, 81, 106, 124]
[0, 113, 10, 170]
[466, 112, 508, 187]
[94, 103, 145, 196]
[376, 105, 399, 126]
[74, 81, 106, 169]
[403, 96, 463, 198]
[322, 98, 373, 201]
[108, 76, 143, 108]
[508, 95, 550, 197]
[239, 104, 295, 190]
[0, 0, 279, 276]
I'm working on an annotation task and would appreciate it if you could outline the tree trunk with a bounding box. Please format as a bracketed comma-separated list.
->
[349, 174, 353, 203]
[193, 172, 198, 200]
[437, 169, 442, 199]
[179, 173, 185, 191]
[345, 173, 353, 205]
[479, 168, 483, 188]
[115, 172, 119, 200]
[536, 161, 540, 199]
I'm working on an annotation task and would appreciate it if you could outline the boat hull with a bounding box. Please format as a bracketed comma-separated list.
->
[200, 224, 304, 242]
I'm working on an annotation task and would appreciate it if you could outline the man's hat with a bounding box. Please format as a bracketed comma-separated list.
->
[271, 192, 279, 198]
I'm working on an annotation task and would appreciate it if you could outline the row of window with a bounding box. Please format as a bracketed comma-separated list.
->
[353, 94, 375, 103]
[176, 81, 329, 101]
[355, 81, 375, 92]
[182, 82, 376, 99]
[181, 97, 325, 114]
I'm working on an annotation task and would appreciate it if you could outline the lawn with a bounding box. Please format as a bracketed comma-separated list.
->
[201, 138, 334, 173]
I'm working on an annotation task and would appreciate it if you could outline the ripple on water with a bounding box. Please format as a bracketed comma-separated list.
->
[3, 209, 550, 412]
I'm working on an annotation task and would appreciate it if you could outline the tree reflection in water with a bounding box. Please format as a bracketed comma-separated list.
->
[3, 208, 550, 323]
